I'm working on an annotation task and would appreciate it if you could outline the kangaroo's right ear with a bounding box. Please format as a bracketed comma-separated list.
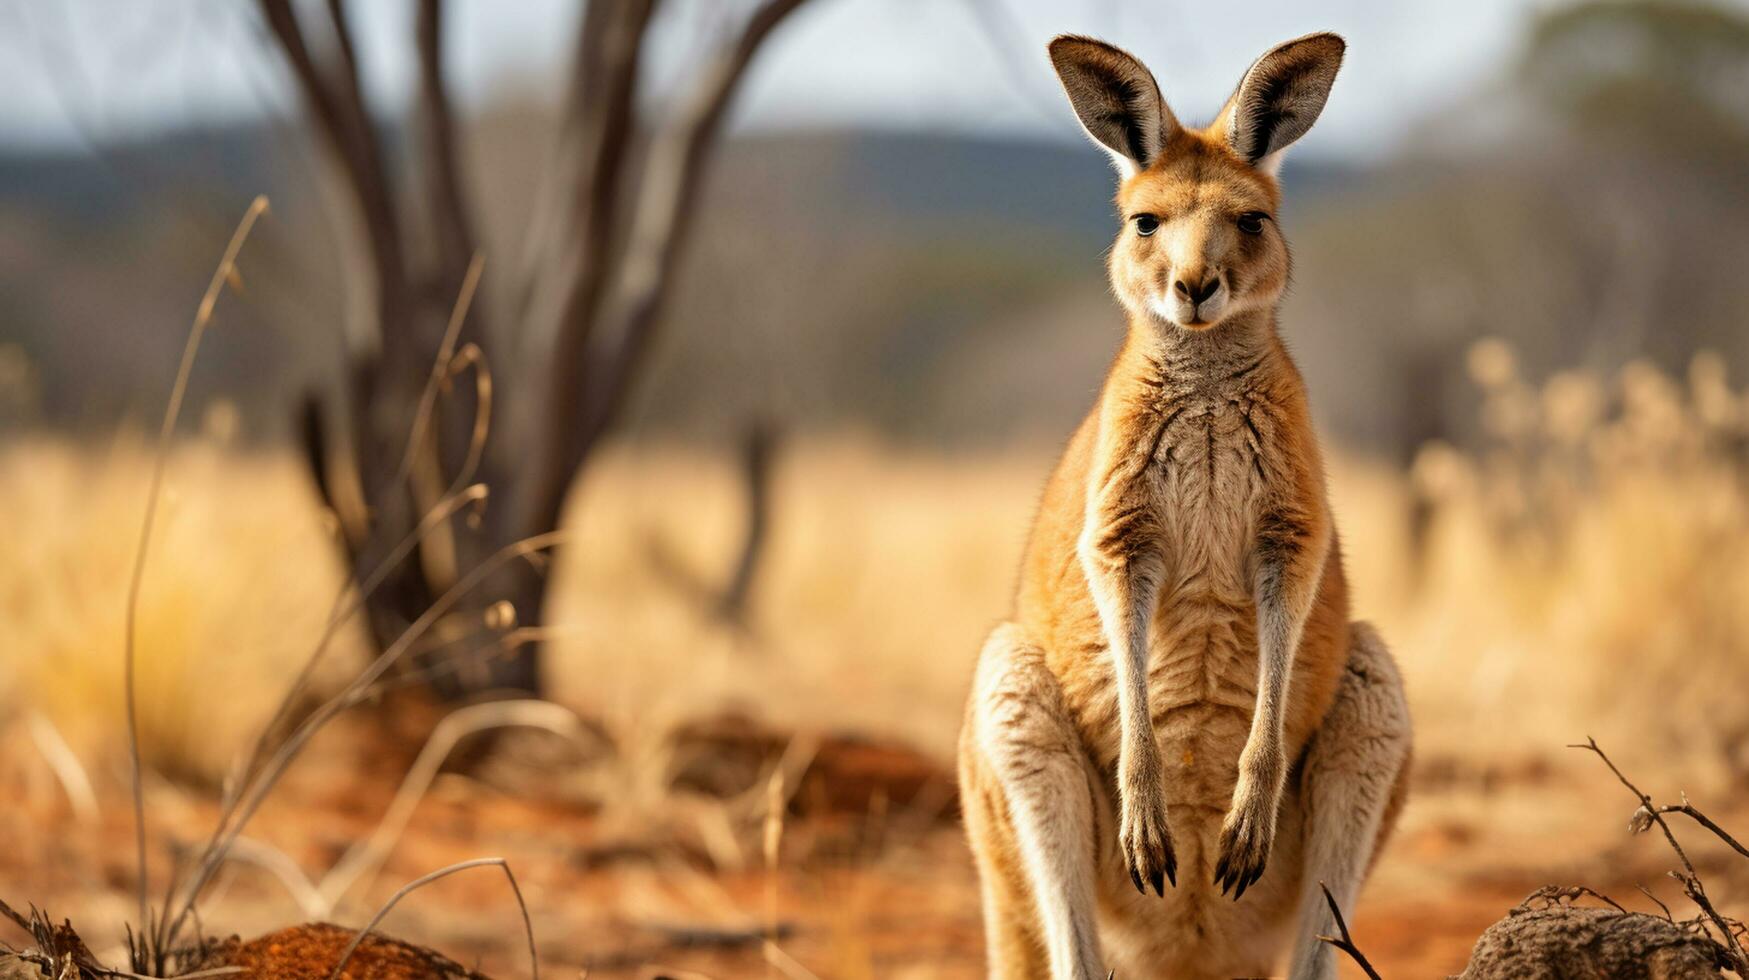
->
[1048, 35, 1179, 179]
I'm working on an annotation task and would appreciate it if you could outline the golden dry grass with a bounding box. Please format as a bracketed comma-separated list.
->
[1378, 345, 1749, 780]
[1, 342, 1746, 796]
[0, 431, 366, 785]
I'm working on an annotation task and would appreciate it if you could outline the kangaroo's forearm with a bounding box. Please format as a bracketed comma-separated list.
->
[1080, 543, 1158, 732]
[1079, 494, 1164, 763]
[1246, 506, 1330, 766]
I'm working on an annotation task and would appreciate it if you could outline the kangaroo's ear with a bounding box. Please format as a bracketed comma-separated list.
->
[1048, 35, 1179, 178]
[1218, 32, 1345, 175]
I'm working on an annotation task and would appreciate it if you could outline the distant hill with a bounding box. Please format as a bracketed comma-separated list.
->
[2, 111, 1742, 460]
[0, 115, 1350, 441]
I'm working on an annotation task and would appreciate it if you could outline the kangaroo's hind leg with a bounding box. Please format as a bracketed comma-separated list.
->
[959, 623, 1104, 980]
[1286, 621, 1413, 980]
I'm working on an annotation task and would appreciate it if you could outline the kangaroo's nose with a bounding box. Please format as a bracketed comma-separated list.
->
[1174, 275, 1221, 306]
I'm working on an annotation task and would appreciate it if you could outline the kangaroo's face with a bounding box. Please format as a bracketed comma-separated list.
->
[1110, 138, 1282, 331]
[1049, 33, 1345, 334]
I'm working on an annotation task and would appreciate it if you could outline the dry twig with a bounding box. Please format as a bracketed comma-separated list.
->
[1314, 881, 1382, 980]
[1570, 737, 1749, 973]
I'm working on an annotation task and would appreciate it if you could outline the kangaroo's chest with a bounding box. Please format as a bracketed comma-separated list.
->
[1143, 395, 1271, 802]
[1151, 397, 1267, 576]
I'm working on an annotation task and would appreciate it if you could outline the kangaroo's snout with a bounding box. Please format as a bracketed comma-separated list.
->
[1174, 274, 1221, 306]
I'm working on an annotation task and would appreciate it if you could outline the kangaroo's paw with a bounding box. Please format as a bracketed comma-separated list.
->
[1213, 780, 1277, 900]
[1118, 758, 1177, 896]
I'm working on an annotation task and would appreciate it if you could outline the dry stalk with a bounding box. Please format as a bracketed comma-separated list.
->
[393, 253, 485, 490]
[125, 195, 269, 970]
[325, 857, 536, 980]
[436, 342, 494, 499]
[232, 251, 497, 818]
[162, 529, 567, 948]
[157, 481, 491, 946]
[755, 769, 821, 980]
[148, 254, 521, 949]
[97, 230, 554, 969]
[26, 712, 97, 826]
[319, 699, 595, 909]
[221, 837, 325, 919]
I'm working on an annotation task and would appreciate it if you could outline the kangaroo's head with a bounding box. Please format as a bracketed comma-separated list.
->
[1049, 33, 1344, 333]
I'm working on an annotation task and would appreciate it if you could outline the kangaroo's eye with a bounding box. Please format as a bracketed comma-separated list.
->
[1237, 212, 1268, 235]
[1133, 214, 1159, 237]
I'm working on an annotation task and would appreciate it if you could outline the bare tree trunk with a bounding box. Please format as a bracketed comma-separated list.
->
[264, 0, 813, 697]
[718, 421, 778, 621]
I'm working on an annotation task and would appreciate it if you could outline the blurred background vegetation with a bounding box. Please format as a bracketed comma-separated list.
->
[3, 0, 1748, 453]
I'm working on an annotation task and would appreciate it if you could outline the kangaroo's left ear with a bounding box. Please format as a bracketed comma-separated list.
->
[1216, 32, 1345, 176]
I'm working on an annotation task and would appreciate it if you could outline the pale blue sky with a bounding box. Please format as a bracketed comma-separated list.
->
[0, 0, 1710, 161]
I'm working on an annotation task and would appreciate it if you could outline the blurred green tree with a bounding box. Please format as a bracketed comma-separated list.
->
[1520, 0, 1749, 162]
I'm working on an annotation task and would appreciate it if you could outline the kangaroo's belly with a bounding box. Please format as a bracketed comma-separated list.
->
[1149, 590, 1258, 810]
[1065, 585, 1259, 786]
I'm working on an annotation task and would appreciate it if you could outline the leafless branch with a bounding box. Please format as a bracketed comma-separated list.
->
[526, 0, 812, 537]
[414, 0, 478, 287]
[524, 0, 656, 308]
[256, 0, 409, 350]
[1655, 798, 1749, 862]
[1314, 881, 1382, 980]
[1636, 883, 1677, 922]
[516, 0, 660, 532]
[1569, 737, 1749, 973]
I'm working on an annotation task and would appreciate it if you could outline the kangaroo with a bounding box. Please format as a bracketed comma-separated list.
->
[957, 33, 1411, 980]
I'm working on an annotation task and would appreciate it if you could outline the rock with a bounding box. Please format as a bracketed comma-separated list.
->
[199, 922, 491, 980]
[0, 952, 47, 980]
[1458, 905, 1727, 980]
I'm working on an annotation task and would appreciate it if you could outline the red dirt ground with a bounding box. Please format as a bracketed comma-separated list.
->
[4, 711, 1747, 979]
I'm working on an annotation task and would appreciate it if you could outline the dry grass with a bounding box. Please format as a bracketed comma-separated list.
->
[0, 431, 366, 785]
[1, 342, 1746, 798]
[1370, 344, 1749, 780]
[545, 434, 1038, 765]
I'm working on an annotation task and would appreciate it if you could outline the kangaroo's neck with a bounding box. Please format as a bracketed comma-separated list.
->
[1118, 309, 1284, 394]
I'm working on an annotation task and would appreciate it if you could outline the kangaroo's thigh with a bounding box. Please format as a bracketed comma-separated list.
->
[1284, 621, 1412, 980]
[960, 622, 1104, 980]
